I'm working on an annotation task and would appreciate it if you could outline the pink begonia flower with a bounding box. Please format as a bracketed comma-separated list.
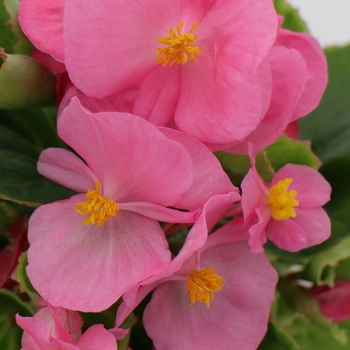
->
[16, 304, 119, 350]
[312, 281, 350, 322]
[241, 154, 331, 253]
[116, 218, 277, 350]
[0, 216, 29, 288]
[20, 0, 278, 146]
[224, 17, 327, 154]
[27, 97, 238, 312]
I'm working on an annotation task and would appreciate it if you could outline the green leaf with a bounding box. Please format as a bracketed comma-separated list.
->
[0, 108, 75, 206]
[258, 316, 301, 350]
[0, 289, 33, 350]
[12, 252, 37, 295]
[300, 44, 350, 247]
[273, 0, 309, 33]
[262, 135, 320, 173]
[0, 49, 56, 110]
[303, 236, 350, 287]
[0, 1, 17, 54]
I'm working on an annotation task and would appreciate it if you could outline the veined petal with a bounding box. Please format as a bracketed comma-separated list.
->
[58, 98, 193, 205]
[27, 197, 171, 312]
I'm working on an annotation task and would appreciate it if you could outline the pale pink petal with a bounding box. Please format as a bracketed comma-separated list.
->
[276, 28, 328, 120]
[273, 164, 331, 209]
[75, 325, 117, 350]
[159, 128, 239, 210]
[58, 98, 193, 205]
[38, 148, 97, 193]
[58, 79, 137, 118]
[144, 239, 277, 350]
[293, 208, 331, 247]
[175, 60, 270, 145]
[16, 314, 77, 350]
[229, 45, 307, 154]
[118, 202, 198, 223]
[64, 0, 182, 97]
[27, 197, 171, 312]
[267, 217, 307, 252]
[241, 168, 269, 227]
[19, 0, 65, 62]
[133, 66, 180, 126]
[248, 206, 271, 253]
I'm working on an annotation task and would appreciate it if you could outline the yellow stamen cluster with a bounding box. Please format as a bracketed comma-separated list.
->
[156, 21, 202, 66]
[74, 181, 119, 227]
[186, 267, 224, 307]
[268, 178, 299, 220]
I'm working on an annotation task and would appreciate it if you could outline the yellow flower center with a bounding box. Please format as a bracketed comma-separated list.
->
[186, 267, 224, 307]
[74, 181, 119, 227]
[268, 178, 299, 220]
[156, 21, 202, 67]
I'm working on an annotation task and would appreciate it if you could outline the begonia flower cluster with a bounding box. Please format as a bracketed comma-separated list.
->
[14, 0, 332, 349]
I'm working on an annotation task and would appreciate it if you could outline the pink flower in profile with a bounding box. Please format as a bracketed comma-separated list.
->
[312, 281, 350, 322]
[116, 218, 277, 350]
[226, 16, 327, 155]
[20, 0, 278, 146]
[27, 97, 238, 312]
[16, 304, 119, 350]
[241, 157, 331, 253]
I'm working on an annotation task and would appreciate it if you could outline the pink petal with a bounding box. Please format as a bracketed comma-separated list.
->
[58, 98, 193, 206]
[273, 164, 331, 209]
[313, 281, 350, 322]
[118, 202, 198, 223]
[133, 66, 180, 126]
[38, 148, 97, 193]
[75, 325, 117, 350]
[16, 314, 77, 350]
[19, 0, 65, 62]
[159, 127, 239, 210]
[267, 217, 307, 252]
[248, 206, 271, 253]
[64, 0, 182, 97]
[241, 168, 269, 227]
[27, 197, 171, 312]
[58, 79, 137, 118]
[143, 238, 277, 350]
[276, 28, 328, 120]
[229, 45, 307, 154]
[293, 208, 331, 248]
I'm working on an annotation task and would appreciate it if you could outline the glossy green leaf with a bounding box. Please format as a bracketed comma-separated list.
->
[0, 108, 75, 206]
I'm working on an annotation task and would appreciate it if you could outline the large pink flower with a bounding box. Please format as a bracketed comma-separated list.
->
[116, 219, 277, 350]
[20, 0, 278, 146]
[16, 304, 119, 349]
[27, 97, 238, 312]
[241, 159, 331, 253]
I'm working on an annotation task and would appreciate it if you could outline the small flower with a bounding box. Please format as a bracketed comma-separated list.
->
[241, 160, 331, 253]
